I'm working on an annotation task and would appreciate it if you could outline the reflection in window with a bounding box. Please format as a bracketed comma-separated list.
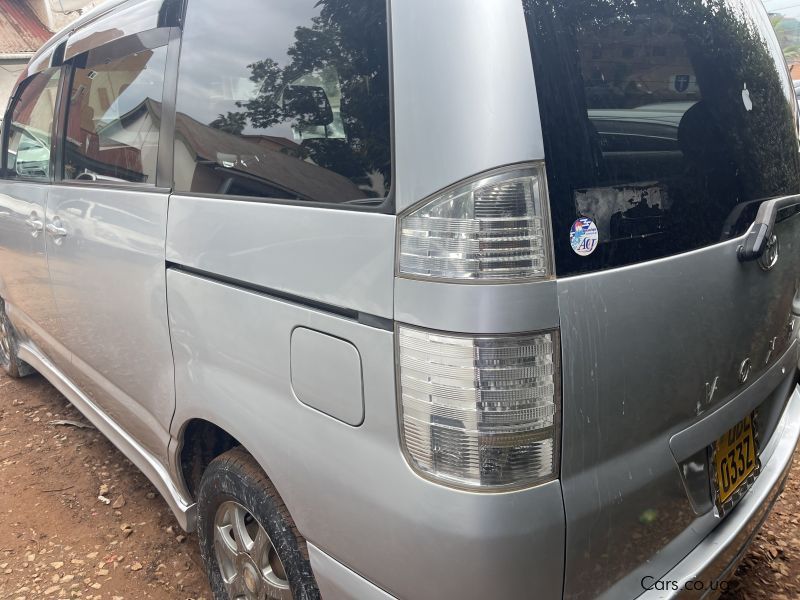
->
[524, 0, 800, 276]
[6, 69, 61, 180]
[173, 0, 391, 205]
[64, 46, 167, 184]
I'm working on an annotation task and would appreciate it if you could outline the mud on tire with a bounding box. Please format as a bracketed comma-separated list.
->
[0, 299, 34, 379]
[197, 446, 321, 600]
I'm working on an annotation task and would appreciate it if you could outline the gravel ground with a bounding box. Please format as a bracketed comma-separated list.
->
[719, 452, 800, 600]
[0, 372, 212, 599]
[0, 370, 798, 599]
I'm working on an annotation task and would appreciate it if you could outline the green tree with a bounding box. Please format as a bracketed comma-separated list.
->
[217, 0, 391, 195]
[209, 112, 247, 135]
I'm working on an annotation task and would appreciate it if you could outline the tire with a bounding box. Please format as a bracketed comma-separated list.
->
[197, 447, 321, 600]
[0, 299, 33, 379]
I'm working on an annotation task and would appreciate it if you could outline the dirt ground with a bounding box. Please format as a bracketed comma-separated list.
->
[0, 371, 799, 600]
[0, 372, 212, 599]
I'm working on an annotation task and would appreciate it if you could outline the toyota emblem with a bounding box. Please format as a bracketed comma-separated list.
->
[758, 234, 779, 271]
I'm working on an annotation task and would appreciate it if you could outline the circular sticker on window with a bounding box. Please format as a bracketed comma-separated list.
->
[570, 217, 599, 256]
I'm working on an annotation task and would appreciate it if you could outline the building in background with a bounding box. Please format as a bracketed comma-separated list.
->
[0, 0, 99, 111]
[24, 0, 101, 32]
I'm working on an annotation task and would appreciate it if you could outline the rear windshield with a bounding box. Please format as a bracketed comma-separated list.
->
[523, 0, 800, 276]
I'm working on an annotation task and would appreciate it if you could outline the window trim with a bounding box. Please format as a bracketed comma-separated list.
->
[172, 189, 395, 213]
[65, 0, 166, 62]
[76, 27, 171, 70]
[55, 27, 176, 189]
[157, 27, 182, 189]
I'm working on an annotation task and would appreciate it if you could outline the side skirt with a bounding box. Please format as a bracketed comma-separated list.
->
[17, 343, 197, 531]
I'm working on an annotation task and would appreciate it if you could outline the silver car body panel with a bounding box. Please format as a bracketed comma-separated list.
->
[638, 383, 800, 600]
[390, 0, 545, 213]
[290, 327, 365, 427]
[558, 219, 800, 599]
[307, 543, 397, 600]
[45, 185, 174, 463]
[167, 269, 566, 600]
[166, 195, 395, 319]
[394, 277, 559, 335]
[0, 182, 65, 359]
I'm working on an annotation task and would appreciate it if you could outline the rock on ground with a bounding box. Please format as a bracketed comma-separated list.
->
[0, 373, 210, 599]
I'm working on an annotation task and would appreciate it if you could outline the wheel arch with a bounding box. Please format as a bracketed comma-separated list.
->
[0, 278, 9, 304]
[173, 415, 303, 540]
[176, 417, 243, 500]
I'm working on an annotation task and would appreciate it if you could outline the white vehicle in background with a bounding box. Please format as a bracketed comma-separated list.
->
[6, 123, 50, 179]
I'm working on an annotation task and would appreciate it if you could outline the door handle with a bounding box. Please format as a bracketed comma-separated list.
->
[46, 218, 67, 244]
[25, 211, 44, 238]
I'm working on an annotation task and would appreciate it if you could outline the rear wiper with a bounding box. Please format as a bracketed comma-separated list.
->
[737, 194, 800, 262]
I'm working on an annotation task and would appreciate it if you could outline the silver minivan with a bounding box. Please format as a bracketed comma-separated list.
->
[2, 0, 800, 598]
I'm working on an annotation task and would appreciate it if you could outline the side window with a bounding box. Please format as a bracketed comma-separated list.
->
[63, 45, 168, 184]
[173, 0, 392, 206]
[4, 69, 61, 181]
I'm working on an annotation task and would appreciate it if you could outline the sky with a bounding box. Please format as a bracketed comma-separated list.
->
[175, 0, 320, 136]
[764, 0, 800, 19]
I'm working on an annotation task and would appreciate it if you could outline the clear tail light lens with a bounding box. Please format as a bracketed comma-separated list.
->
[399, 164, 552, 281]
[398, 325, 560, 490]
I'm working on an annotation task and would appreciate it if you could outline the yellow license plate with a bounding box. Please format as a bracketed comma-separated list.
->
[714, 414, 757, 504]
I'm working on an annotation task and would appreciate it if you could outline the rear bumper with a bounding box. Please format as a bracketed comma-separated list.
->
[308, 543, 399, 600]
[639, 383, 800, 600]
[308, 384, 800, 600]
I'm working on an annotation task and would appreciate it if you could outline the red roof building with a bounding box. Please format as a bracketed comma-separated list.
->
[0, 0, 52, 55]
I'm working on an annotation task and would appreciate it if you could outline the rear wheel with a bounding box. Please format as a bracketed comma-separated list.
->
[197, 447, 320, 600]
[0, 299, 33, 379]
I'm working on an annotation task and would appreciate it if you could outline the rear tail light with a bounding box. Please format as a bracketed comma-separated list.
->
[398, 163, 553, 281]
[397, 325, 560, 490]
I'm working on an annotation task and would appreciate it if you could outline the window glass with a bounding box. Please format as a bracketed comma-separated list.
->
[174, 0, 391, 206]
[64, 45, 167, 184]
[5, 69, 61, 180]
[523, 0, 800, 276]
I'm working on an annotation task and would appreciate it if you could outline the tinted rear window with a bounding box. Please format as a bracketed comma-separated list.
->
[523, 0, 800, 276]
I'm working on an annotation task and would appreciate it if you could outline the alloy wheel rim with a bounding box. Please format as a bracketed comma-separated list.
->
[0, 315, 11, 366]
[213, 500, 292, 600]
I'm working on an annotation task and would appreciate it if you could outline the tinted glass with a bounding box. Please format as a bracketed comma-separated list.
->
[5, 69, 61, 180]
[523, 0, 800, 276]
[63, 45, 167, 184]
[174, 0, 391, 206]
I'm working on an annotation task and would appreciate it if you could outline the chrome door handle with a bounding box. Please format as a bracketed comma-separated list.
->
[25, 211, 44, 238]
[46, 218, 67, 244]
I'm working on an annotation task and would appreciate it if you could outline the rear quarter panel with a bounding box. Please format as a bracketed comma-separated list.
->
[167, 269, 566, 600]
